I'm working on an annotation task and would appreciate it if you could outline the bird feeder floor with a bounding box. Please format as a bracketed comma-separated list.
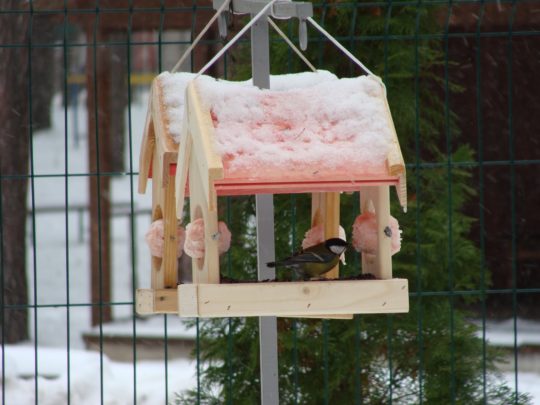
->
[136, 278, 409, 318]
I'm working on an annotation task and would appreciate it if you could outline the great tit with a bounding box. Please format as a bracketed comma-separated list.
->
[267, 238, 349, 279]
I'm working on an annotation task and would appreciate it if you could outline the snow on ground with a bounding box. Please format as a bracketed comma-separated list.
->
[503, 372, 540, 403]
[474, 318, 540, 347]
[0, 344, 195, 405]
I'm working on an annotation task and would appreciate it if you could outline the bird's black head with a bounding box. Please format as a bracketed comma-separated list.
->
[324, 238, 349, 255]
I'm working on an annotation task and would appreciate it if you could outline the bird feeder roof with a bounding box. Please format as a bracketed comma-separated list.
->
[146, 70, 406, 208]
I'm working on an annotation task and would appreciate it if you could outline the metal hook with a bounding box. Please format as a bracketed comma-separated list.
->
[218, 12, 228, 38]
[299, 18, 308, 50]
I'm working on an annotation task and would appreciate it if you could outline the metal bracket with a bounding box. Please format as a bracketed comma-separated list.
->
[213, 0, 312, 48]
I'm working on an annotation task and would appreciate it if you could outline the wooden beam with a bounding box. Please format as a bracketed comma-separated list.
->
[147, 78, 180, 288]
[378, 75, 407, 211]
[310, 192, 341, 278]
[324, 192, 340, 278]
[374, 186, 392, 280]
[177, 279, 408, 317]
[175, 107, 192, 220]
[136, 289, 178, 314]
[185, 81, 224, 190]
[360, 186, 392, 280]
[360, 187, 377, 276]
[138, 96, 155, 194]
[189, 158, 221, 285]
[151, 79, 178, 190]
[162, 175, 179, 288]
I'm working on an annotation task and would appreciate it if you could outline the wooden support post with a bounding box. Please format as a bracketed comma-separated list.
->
[175, 107, 192, 220]
[374, 186, 392, 279]
[189, 157, 220, 285]
[360, 187, 376, 276]
[311, 193, 324, 226]
[86, 31, 112, 326]
[311, 192, 340, 278]
[148, 80, 180, 289]
[150, 148, 165, 289]
[324, 192, 340, 279]
[359, 186, 392, 280]
[162, 175, 179, 288]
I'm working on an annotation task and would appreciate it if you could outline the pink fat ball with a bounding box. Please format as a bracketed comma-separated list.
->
[351, 211, 401, 255]
[145, 219, 186, 258]
[302, 224, 347, 264]
[184, 218, 232, 259]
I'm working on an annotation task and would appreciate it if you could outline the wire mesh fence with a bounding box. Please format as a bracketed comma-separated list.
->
[1, 0, 539, 403]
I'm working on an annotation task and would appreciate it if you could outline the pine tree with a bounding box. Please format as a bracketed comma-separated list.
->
[176, 2, 531, 403]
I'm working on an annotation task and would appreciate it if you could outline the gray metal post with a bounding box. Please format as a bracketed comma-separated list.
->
[252, 13, 279, 405]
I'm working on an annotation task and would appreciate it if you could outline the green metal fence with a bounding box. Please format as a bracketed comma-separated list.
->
[1, 0, 539, 403]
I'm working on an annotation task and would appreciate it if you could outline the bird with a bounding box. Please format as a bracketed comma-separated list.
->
[267, 238, 349, 280]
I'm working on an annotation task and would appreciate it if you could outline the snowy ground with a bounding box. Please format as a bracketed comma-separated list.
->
[0, 344, 195, 404]
[6, 90, 539, 403]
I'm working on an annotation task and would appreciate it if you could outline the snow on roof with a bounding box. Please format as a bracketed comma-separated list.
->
[158, 70, 338, 144]
[159, 71, 396, 182]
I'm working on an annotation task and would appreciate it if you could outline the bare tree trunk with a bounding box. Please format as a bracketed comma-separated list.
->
[31, 15, 57, 131]
[0, 1, 30, 343]
[109, 33, 127, 173]
[86, 30, 112, 326]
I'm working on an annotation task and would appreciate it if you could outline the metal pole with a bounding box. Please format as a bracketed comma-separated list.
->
[252, 13, 280, 405]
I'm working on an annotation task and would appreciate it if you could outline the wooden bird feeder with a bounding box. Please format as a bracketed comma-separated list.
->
[136, 71, 409, 318]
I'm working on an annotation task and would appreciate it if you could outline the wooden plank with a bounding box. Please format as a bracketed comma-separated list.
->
[379, 80, 407, 211]
[152, 79, 179, 155]
[309, 192, 340, 278]
[151, 140, 165, 289]
[311, 193, 324, 227]
[360, 186, 392, 280]
[136, 289, 154, 314]
[175, 107, 192, 220]
[140, 288, 354, 318]
[360, 187, 377, 276]
[138, 96, 155, 194]
[374, 186, 392, 280]
[162, 174, 179, 288]
[152, 79, 178, 192]
[178, 284, 199, 317]
[324, 192, 340, 279]
[189, 158, 220, 285]
[177, 279, 408, 317]
[136, 288, 178, 315]
[149, 78, 180, 288]
[155, 289, 179, 313]
[309, 193, 352, 318]
[185, 82, 224, 186]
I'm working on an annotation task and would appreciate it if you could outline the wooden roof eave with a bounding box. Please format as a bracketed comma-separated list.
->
[382, 89, 407, 212]
[151, 79, 180, 188]
[138, 87, 154, 194]
[175, 81, 224, 219]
